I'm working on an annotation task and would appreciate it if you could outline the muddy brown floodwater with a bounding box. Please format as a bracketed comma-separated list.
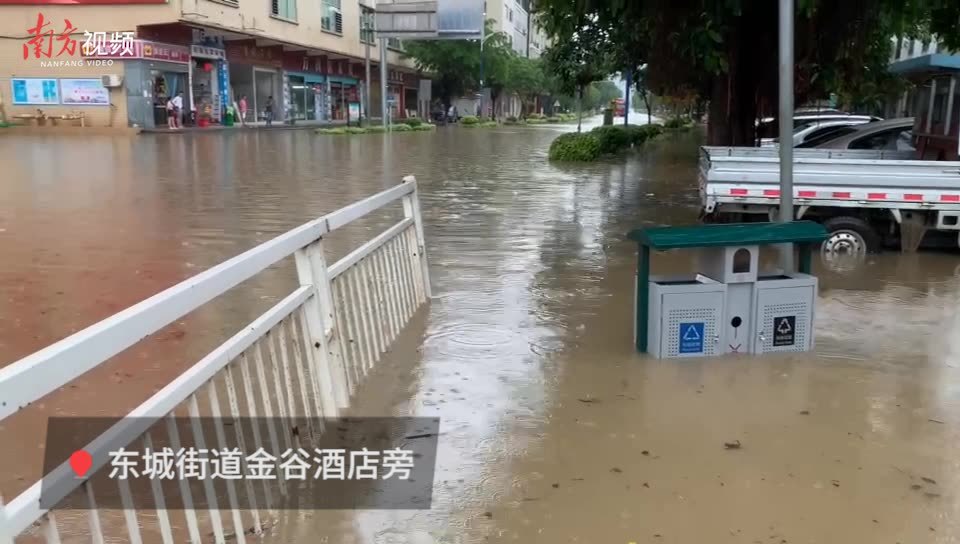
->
[3, 119, 960, 543]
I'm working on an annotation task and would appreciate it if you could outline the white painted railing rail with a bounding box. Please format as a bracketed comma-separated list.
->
[0, 176, 431, 543]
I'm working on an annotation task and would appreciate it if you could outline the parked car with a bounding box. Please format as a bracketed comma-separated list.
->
[810, 117, 915, 151]
[756, 113, 881, 146]
[760, 118, 872, 148]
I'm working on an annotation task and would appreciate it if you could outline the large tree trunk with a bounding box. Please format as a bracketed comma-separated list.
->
[706, 2, 774, 146]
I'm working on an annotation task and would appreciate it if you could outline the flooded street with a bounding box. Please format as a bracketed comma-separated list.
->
[3, 120, 960, 543]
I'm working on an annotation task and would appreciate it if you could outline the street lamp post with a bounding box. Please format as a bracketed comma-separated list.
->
[478, 15, 488, 118]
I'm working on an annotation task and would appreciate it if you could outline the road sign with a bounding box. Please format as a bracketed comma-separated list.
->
[773, 316, 795, 346]
[678, 322, 704, 354]
[374, 0, 482, 40]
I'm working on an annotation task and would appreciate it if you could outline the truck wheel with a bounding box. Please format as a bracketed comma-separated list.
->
[822, 216, 880, 256]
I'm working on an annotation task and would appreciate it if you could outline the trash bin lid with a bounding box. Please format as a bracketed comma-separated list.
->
[627, 221, 827, 250]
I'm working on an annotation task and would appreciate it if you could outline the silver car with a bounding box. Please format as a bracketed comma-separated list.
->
[802, 117, 915, 150]
[761, 118, 873, 148]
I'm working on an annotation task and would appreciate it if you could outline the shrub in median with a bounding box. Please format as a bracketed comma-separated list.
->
[367, 125, 387, 133]
[403, 118, 423, 127]
[316, 127, 347, 135]
[664, 117, 690, 129]
[546, 116, 561, 123]
[413, 123, 436, 131]
[345, 127, 368, 134]
[591, 125, 631, 154]
[526, 117, 547, 124]
[390, 124, 413, 132]
[461, 115, 480, 125]
[548, 132, 602, 161]
[625, 123, 664, 145]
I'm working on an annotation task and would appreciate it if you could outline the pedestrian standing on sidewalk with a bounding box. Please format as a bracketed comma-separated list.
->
[171, 91, 184, 129]
[238, 95, 248, 127]
[166, 96, 176, 129]
[265, 95, 274, 126]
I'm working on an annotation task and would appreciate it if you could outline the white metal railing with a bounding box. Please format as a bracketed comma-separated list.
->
[0, 176, 431, 543]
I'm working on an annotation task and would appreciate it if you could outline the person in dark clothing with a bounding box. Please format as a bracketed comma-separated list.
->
[265, 95, 275, 126]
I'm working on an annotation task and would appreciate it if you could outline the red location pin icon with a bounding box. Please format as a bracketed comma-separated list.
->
[70, 450, 93, 478]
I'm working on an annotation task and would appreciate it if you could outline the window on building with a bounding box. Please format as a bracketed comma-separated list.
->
[322, 0, 343, 33]
[508, 8, 513, 21]
[360, 7, 375, 43]
[388, 38, 403, 51]
[271, 0, 297, 21]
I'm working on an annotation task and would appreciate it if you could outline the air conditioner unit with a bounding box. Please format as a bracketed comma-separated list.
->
[101, 74, 123, 88]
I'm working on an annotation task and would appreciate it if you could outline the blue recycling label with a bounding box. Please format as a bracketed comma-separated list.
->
[678, 322, 705, 354]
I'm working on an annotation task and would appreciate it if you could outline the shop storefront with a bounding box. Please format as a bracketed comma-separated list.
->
[328, 76, 359, 122]
[282, 55, 327, 122]
[84, 39, 190, 129]
[190, 44, 227, 123]
[226, 43, 283, 125]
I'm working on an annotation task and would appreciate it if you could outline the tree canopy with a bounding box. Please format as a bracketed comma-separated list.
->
[534, 0, 960, 145]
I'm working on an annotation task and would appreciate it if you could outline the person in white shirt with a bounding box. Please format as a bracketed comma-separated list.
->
[170, 92, 184, 129]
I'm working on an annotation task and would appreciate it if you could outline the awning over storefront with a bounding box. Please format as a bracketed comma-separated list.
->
[889, 53, 960, 76]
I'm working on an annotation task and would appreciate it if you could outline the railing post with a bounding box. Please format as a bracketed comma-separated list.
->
[401, 175, 432, 299]
[295, 237, 350, 413]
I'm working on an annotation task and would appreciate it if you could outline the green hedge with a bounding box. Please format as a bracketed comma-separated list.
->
[461, 115, 480, 125]
[591, 125, 631, 154]
[412, 123, 436, 131]
[345, 127, 368, 134]
[664, 117, 693, 129]
[526, 117, 547, 124]
[625, 123, 664, 145]
[390, 124, 413, 132]
[548, 133, 602, 161]
[316, 127, 347, 135]
[367, 125, 387, 133]
[546, 116, 562, 123]
[403, 118, 423, 127]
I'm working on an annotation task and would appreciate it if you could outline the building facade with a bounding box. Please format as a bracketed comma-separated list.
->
[1, 0, 420, 128]
[477, 0, 548, 117]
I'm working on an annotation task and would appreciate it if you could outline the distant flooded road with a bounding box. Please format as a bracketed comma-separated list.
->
[2, 120, 960, 543]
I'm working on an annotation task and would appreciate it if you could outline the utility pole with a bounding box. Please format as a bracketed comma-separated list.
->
[778, 0, 795, 270]
[380, 36, 389, 129]
[364, 17, 372, 126]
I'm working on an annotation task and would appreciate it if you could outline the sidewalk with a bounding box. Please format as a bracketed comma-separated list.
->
[140, 118, 359, 135]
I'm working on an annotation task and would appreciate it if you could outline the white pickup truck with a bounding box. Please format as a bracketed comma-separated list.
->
[699, 146, 960, 255]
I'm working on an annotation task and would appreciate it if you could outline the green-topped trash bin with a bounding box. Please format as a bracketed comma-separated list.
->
[627, 222, 827, 359]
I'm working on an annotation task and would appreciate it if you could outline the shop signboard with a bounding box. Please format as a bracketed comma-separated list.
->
[190, 44, 225, 60]
[11, 78, 59, 105]
[60, 78, 109, 105]
[348, 103, 360, 119]
[225, 43, 282, 68]
[83, 39, 189, 63]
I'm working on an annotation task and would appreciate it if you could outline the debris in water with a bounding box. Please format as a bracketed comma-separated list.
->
[910, 484, 923, 490]
[924, 492, 941, 498]
[578, 397, 600, 404]
[799, 410, 810, 415]
[552, 483, 559, 488]
[404, 433, 434, 440]
[483, 512, 493, 519]
[928, 418, 945, 424]
[653, 534, 662, 538]
[641, 450, 650, 456]
[724, 440, 742, 450]
[611, 467, 623, 473]
[831, 480, 840, 487]
[921, 476, 937, 485]
[571, 477, 584, 481]
[872, 519, 878, 524]
[642, 482, 650, 488]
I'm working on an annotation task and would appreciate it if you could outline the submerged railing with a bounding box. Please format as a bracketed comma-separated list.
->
[0, 177, 431, 543]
